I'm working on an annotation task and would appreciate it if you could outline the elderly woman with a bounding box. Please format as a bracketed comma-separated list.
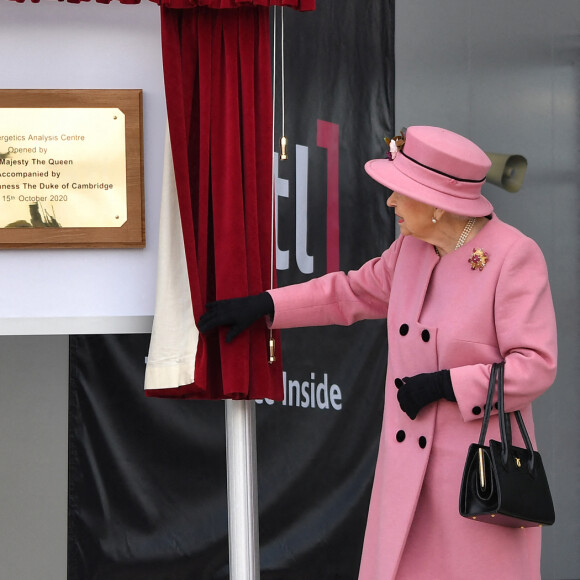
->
[200, 126, 557, 579]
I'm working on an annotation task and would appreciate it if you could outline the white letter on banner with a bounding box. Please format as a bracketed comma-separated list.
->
[295, 145, 313, 274]
[274, 152, 289, 270]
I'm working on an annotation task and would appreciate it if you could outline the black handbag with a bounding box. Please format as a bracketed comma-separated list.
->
[459, 362, 555, 527]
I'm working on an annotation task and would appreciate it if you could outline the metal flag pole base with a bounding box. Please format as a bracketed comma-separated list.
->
[225, 399, 260, 580]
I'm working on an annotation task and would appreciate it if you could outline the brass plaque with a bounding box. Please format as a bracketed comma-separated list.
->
[1, 108, 127, 229]
[0, 90, 144, 248]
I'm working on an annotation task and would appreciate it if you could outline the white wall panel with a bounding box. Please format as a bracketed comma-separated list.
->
[0, 1, 165, 334]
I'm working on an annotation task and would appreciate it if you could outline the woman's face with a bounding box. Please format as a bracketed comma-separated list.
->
[386, 191, 435, 240]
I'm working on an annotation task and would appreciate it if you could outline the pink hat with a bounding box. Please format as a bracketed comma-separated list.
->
[365, 126, 493, 217]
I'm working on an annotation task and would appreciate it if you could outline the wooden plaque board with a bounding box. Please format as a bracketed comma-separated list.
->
[0, 90, 144, 248]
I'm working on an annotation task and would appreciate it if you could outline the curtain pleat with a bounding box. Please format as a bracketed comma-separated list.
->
[147, 5, 285, 400]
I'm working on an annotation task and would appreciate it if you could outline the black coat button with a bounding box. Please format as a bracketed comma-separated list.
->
[418, 436, 427, 448]
[421, 329, 430, 342]
[396, 430, 406, 442]
[472, 406, 482, 415]
[399, 324, 409, 336]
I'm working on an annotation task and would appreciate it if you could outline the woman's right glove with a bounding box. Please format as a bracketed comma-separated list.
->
[198, 292, 275, 343]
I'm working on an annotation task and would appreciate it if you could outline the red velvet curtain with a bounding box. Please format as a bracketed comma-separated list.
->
[147, 1, 313, 400]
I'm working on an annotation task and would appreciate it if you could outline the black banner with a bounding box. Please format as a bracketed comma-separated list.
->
[68, 2, 395, 578]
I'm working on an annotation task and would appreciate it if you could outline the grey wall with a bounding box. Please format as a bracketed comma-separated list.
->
[395, 2, 580, 578]
[0, 1, 579, 579]
[0, 335, 69, 580]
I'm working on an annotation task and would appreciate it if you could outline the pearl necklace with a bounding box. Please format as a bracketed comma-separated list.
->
[435, 217, 476, 256]
[455, 217, 476, 250]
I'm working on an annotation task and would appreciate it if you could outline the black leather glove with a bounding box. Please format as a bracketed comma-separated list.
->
[198, 292, 275, 343]
[395, 370, 456, 420]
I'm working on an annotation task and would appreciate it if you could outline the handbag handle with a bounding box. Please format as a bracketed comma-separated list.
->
[496, 362, 536, 472]
[477, 362, 499, 446]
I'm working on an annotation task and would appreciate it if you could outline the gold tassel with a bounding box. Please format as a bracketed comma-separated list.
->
[268, 336, 276, 364]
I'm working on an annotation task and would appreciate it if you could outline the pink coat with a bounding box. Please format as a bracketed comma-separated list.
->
[268, 215, 557, 579]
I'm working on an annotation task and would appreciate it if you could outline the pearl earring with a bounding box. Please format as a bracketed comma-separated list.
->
[432, 217, 437, 224]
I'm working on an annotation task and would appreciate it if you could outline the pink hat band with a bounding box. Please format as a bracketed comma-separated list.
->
[395, 148, 486, 200]
[365, 126, 493, 217]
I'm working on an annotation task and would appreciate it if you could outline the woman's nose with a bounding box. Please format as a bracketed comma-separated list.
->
[386, 192, 397, 207]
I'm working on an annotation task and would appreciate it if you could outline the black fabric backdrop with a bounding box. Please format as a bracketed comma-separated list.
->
[68, 2, 395, 578]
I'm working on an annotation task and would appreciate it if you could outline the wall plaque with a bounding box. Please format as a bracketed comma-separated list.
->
[0, 90, 144, 248]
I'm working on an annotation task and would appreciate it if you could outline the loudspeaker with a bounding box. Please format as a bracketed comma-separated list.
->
[485, 153, 527, 193]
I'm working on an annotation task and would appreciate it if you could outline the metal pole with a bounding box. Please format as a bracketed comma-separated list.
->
[225, 399, 260, 580]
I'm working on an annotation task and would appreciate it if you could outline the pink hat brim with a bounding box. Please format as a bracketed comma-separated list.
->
[365, 157, 493, 218]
